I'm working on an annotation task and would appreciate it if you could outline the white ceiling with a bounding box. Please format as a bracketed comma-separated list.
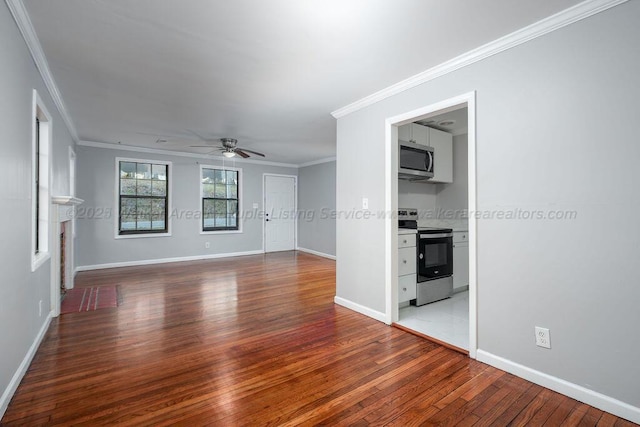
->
[23, 0, 583, 164]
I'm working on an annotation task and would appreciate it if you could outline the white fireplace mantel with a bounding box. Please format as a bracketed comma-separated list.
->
[50, 195, 83, 317]
[52, 195, 84, 205]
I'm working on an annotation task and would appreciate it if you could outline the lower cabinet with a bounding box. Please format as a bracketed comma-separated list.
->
[398, 275, 417, 302]
[453, 231, 469, 291]
[398, 233, 417, 304]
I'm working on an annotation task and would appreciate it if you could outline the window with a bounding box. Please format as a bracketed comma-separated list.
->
[117, 159, 170, 236]
[201, 166, 241, 232]
[32, 90, 51, 271]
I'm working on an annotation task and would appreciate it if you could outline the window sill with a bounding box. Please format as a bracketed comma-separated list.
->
[200, 229, 243, 235]
[31, 251, 51, 272]
[115, 232, 172, 240]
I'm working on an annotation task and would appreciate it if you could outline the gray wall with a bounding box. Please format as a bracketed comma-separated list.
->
[337, 1, 639, 409]
[0, 2, 76, 414]
[436, 133, 468, 214]
[398, 180, 436, 214]
[76, 145, 297, 267]
[297, 161, 336, 256]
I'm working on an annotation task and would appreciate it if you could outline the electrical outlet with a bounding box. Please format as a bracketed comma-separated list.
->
[39, 300, 43, 317]
[252, 202, 259, 209]
[535, 326, 551, 349]
[362, 197, 369, 210]
[205, 242, 210, 249]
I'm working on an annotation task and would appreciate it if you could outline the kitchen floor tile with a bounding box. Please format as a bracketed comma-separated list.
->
[397, 291, 469, 350]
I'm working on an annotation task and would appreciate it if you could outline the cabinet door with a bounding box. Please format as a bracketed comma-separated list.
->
[398, 233, 416, 248]
[398, 124, 412, 143]
[429, 127, 453, 183]
[453, 243, 469, 290]
[398, 274, 417, 303]
[398, 123, 429, 145]
[411, 124, 429, 146]
[398, 247, 416, 276]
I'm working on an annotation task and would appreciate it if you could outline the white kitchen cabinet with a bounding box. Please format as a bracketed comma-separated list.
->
[398, 247, 416, 276]
[429, 127, 453, 183]
[398, 275, 417, 302]
[453, 231, 469, 291]
[398, 123, 429, 146]
[398, 233, 416, 248]
[397, 231, 417, 304]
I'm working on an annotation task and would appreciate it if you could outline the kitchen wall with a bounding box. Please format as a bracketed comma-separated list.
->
[398, 180, 436, 215]
[436, 133, 468, 216]
[0, 2, 76, 416]
[336, 1, 640, 416]
[76, 144, 297, 268]
[297, 160, 336, 257]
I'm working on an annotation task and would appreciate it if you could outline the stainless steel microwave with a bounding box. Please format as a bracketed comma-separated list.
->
[399, 140, 434, 181]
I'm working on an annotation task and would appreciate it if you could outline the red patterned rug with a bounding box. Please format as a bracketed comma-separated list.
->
[60, 286, 118, 314]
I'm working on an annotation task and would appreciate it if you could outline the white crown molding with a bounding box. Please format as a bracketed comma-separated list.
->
[476, 350, 640, 424]
[77, 140, 300, 169]
[298, 157, 337, 168]
[331, 0, 629, 119]
[6, 0, 80, 142]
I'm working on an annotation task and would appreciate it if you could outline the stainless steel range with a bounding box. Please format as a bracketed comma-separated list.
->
[398, 208, 453, 306]
[416, 227, 453, 305]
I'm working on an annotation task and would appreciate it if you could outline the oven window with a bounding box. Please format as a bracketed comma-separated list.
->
[424, 242, 449, 267]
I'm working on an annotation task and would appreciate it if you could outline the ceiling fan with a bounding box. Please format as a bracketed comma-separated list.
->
[190, 136, 265, 159]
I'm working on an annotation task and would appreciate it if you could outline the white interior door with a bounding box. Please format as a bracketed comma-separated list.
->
[264, 175, 296, 252]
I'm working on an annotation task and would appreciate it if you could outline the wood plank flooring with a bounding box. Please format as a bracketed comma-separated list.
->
[2, 251, 636, 426]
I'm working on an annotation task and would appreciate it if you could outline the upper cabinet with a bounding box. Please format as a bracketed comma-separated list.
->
[398, 123, 453, 184]
[398, 123, 429, 146]
[429, 127, 453, 184]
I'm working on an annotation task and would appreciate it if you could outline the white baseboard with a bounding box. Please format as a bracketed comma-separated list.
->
[334, 296, 387, 324]
[0, 312, 52, 418]
[76, 250, 264, 272]
[476, 349, 640, 424]
[296, 247, 336, 260]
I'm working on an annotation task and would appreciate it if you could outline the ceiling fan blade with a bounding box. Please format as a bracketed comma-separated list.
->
[189, 145, 216, 148]
[237, 148, 265, 157]
[234, 149, 250, 158]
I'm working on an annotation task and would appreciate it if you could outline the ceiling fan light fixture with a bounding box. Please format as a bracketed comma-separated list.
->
[222, 150, 236, 158]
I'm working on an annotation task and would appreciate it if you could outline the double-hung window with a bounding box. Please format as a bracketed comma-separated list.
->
[201, 166, 241, 232]
[31, 90, 52, 271]
[117, 159, 170, 236]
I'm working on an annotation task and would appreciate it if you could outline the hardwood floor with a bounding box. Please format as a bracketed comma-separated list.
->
[2, 251, 636, 426]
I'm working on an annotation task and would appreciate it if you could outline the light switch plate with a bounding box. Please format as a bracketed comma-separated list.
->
[362, 197, 369, 210]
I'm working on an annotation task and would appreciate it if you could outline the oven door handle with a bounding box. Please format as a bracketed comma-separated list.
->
[419, 233, 452, 239]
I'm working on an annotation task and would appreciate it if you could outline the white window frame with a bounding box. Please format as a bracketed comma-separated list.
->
[199, 164, 243, 235]
[114, 157, 172, 239]
[31, 90, 52, 272]
[69, 146, 77, 238]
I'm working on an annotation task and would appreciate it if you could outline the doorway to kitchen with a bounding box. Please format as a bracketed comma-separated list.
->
[385, 92, 477, 358]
